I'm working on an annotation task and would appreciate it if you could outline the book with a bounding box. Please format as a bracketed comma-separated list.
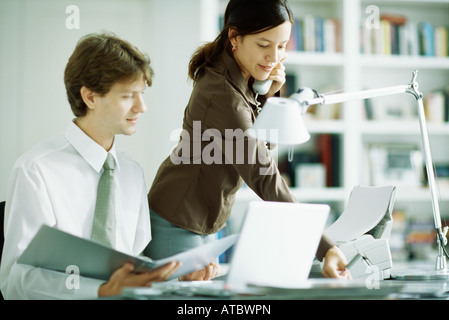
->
[323, 19, 337, 53]
[424, 90, 446, 123]
[435, 26, 449, 57]
[419, 22, 435, 56]
[303, 15, 316, 52]
[17, 225, 238, 281]
[318, 134, 333, 187]
[381, 19, 392, 55]
[435, 163, 449, 188]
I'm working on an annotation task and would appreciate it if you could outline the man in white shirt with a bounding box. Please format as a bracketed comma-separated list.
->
[0, 32, 216, 299]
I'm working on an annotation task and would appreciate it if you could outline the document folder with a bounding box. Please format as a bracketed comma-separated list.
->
[17, 225, 237, 281]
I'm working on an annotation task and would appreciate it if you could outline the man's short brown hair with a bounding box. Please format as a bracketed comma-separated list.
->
[64, 32, 154, 117]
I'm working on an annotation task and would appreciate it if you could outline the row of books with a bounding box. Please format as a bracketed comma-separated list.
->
[390, 209, 441, 261]
[361, 14, 449, 57]
[287, 16, 341, 53]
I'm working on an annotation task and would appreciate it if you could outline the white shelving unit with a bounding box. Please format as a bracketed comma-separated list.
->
[216, 0, 449, 225]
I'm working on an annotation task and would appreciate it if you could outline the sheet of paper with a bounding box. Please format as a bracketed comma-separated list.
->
[325, 186, 396, 242]
[139, 234, 239, 279]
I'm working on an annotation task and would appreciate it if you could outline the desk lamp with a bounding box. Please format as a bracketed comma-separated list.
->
[251, 71, 449, 280]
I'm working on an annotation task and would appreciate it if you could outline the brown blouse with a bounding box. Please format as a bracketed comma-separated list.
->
[148, 51, 334, 261]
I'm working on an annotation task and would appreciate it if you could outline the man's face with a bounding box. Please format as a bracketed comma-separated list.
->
[93, 77, 148, 138]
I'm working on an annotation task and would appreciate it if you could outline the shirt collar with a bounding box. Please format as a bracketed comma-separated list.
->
[65, 121, 120, 173]
[221, 51, 260, 107]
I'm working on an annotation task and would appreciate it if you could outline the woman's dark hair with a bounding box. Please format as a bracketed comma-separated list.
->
[188, 0, 294, 82]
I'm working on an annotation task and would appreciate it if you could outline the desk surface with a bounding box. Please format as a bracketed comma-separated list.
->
[119, 261, 449, 300]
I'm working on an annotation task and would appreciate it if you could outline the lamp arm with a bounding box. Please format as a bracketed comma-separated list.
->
[291, 70, 419, 111]
[300, 84, 410, 109]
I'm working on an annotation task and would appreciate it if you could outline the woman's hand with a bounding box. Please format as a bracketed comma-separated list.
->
[321, 246, 352, 279]
[264, 57, 287, 98]
[98, 261, 181, 297]
[178, 262, 220, 281]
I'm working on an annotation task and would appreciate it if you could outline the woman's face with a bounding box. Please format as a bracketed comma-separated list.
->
[230, 21, 291, 82]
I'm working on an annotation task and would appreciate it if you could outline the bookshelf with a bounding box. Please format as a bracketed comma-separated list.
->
[213, 0, 449, 246]
[357, 0, 449, 231]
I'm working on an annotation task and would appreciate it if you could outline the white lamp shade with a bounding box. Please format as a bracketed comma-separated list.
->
[250, 97, 311, 145]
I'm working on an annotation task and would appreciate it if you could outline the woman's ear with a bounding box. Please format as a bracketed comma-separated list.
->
[228, 27, 239, 48]
[80, 86, 96, 110]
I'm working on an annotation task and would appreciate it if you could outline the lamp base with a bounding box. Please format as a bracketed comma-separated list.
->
[391, 254, 449, 281]
[392, 270, 449, 281]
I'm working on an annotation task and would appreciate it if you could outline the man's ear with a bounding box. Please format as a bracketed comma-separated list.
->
[80, 86, 96, 110]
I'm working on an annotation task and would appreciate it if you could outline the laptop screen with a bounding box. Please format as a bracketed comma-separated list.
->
[226, 201, 329, 289]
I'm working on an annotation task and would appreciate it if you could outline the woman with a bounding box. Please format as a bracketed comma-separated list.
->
[146, 0, 350, 279]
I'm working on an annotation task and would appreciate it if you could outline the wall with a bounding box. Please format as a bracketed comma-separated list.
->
[0, 0, 218, 200]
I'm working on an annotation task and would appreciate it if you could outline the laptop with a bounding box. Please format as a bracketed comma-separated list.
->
[123, 201, 330, 297]
[225, 201, 329, 289]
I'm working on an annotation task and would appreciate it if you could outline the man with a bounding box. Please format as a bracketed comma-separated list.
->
[0, 32, 207, 299]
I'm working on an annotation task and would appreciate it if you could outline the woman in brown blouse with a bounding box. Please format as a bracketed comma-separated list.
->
[146, 0, 350, 279]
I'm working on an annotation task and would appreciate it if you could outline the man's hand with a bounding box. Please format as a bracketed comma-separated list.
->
[98, 261, 181, 297]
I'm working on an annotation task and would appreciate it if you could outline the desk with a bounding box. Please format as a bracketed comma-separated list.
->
[118, 261, 449, 301]
[388, 260, 449, 299]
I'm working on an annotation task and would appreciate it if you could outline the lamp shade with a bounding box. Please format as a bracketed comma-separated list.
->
[250, 97, 310, 145]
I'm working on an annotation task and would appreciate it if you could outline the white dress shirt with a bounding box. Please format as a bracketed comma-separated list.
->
[0, 121, 151, 299]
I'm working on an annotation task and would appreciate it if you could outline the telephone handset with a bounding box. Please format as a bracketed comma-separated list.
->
[252, 79, 273, 96]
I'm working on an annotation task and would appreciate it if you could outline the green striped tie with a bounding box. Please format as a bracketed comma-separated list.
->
[91, 153, 116, 246]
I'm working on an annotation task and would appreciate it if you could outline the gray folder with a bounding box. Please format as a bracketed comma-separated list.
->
[17, 225, 237, 281]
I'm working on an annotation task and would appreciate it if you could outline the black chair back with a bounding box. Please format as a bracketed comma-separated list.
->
[0, 201, 5, 300]
[0, 201, 4, 262]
